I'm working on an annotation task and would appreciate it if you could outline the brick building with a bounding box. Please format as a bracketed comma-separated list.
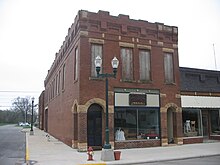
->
[39, 10, 183, 150]
[180, 67, 220, 144]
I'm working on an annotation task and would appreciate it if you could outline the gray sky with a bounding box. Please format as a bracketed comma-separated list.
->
[0, 0, 220, 110]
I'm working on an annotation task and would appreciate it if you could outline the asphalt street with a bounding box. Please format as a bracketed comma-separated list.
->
[135, 155, 220, 165]
[0, 124, 26, 165]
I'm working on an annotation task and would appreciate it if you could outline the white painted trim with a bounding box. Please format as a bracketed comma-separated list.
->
[181, 95, 220, 108]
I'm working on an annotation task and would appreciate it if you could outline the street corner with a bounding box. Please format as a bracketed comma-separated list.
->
[25, 160, 38, 165]
[21, 128, 30, 133]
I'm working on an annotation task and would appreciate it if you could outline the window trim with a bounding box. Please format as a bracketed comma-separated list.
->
[62, 64, 66, 91]
[74, 47, 79, 81]
[139, 49, 152, 82]
[164, 52, 175, 84]
[91, 44, 103, 78]
[120, 47, 134, 81]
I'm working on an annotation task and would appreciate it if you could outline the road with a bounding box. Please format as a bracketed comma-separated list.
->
[0, 124, 26, 165]
[136, 155, 220, 165]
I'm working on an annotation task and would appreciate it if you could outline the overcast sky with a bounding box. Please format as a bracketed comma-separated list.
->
[0, 0, 220, 109]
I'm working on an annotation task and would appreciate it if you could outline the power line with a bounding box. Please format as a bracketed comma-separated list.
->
[0, 91, 40, 93]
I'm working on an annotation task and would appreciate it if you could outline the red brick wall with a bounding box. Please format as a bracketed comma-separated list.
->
[183, 137, 203, 144]
[38, 91, 44, 130]
[78, 10, 180, 105]
[115, 140, 160, 149]
[210, 136, 220, 140]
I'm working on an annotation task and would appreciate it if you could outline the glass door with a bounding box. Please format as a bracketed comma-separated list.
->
[202, 113, 209, 138]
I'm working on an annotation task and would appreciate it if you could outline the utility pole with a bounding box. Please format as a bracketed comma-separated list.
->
[213, 43, 217, 70]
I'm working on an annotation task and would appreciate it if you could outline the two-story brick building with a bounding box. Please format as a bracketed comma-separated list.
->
[39, 10, 183, 150]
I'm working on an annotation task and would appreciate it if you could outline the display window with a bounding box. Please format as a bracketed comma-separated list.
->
[182, 109, 202, 137]
[210, 110, 220, 135]
[115, 107, 160, 140]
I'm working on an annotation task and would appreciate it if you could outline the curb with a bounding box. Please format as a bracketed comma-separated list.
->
[25, 132, 29, 163]
[105, 154, 220, 165]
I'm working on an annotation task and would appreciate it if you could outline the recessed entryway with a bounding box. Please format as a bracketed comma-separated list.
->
[87, 104, 103, 149]
[167, 108, 174, 144]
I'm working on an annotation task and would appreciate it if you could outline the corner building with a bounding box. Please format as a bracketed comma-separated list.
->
[42, 10, 182, 150]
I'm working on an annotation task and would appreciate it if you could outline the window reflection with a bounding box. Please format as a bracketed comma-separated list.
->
[182, 109, 202, 137]
[210, 110, 220, 135]
[115, 108, 160, 140]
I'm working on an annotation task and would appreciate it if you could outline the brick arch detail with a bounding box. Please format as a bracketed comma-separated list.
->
[71, 99, 78, 113]
[84, 98, 106, 113]
[160, 103, 182, 113]
[161, 102, 183, 146]
[164, 103, 178, 111]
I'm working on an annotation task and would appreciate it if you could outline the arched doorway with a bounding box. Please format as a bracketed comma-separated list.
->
[87, 104, 103, 149]
[44, 108, 48, 132]
[167, 108, 174, 144]
[73, 104, 78, 148]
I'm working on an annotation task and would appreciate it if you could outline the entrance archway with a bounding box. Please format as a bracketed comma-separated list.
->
[73, 104, 78, 148]
[45, 108, 48, 132]
[87, 104, 103, 149]
[167, 108, 174, 144]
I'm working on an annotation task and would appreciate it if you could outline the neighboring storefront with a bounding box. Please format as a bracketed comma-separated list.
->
[180, 67, 220, 144]
[181, 96, 220, 143]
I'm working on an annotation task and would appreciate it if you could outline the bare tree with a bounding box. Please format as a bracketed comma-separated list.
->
[11, 96, 32, 123]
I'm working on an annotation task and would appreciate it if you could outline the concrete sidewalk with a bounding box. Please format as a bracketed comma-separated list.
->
[24, 127, 220, 165]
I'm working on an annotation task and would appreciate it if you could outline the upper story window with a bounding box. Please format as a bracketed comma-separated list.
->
[121, 47, 133, 81]
[62, 64, 66, 90]
[49, 84, 52, 100]
[164, 53, 174, 83]
[91, 44, 102, 77]
[58, 70, 61, 94]
[53, 78, 55, 98]
[139, 49, 151, 82]
[74, 47, 78, 81]
[45, 88, 48, 103]
[55, 74, 58, 96]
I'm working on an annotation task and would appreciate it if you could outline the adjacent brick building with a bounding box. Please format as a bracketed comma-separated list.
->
[38, 10, 218, 151]
[180, 67, 220, 144]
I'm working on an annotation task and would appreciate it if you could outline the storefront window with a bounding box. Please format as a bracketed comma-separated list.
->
[115, 108, 160, 140]
[210, 110, 220, 135]
[182, 109, 202, 137]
